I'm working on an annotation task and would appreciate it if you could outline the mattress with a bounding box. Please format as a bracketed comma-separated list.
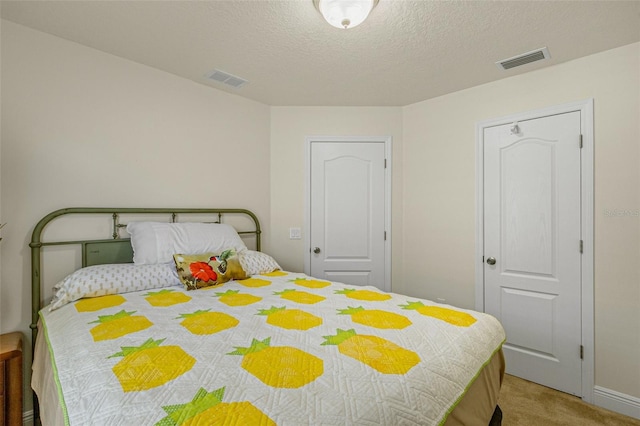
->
[33, 271, 505, 425]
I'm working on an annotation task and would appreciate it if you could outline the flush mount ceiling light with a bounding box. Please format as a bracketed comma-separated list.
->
[313, 0, 379, 29]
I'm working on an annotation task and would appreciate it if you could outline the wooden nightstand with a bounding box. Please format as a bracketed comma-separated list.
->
[0, 332, 23, 426]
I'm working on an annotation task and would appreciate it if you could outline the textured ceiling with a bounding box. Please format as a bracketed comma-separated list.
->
[2, 0, 639, 106]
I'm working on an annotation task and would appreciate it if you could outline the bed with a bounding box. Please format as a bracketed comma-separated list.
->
[30, 208, 505, 426]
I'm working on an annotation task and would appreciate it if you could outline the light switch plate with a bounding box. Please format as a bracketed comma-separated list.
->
[289, 227, 302, 240]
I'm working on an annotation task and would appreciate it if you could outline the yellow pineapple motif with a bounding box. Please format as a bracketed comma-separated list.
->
[290, 277, 331, 289]
[322, 329, 420, 374]
[75, 294, 126, 312]
[338, 306, 412, 329]
[89, 310, 153, 341]
[228, 337, 323, 388]
[214, 289, 262, 306]
[178, 309, 239, 335]
[238, 278, 271, 288]
[274, 289, 326, 305]
[400, 301, 477, 327]
[335, 288, 392, 302]
[263, 270, 287, 277]
[145, 289, 191, 307]
[109, 338, 195, 392]
[155, 387, 275, 426]
[257, 306, 323, 330]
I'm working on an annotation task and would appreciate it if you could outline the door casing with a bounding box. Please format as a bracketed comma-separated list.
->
[304, 136, 392, 292]
[475, 99, 594, 402]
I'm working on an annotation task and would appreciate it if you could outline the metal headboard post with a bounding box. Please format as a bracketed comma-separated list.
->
[29, 207, 261, 348]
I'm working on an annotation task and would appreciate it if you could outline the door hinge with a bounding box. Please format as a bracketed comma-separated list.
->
[580, 345, 584, 360]
[384, 231, 387, 241]
[580, 240, 584, 253]
[579, 134, 583, 149]
[384, 159, 387, 168]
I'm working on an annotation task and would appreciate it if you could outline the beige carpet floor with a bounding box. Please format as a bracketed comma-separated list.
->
[498, 374, 640, 425]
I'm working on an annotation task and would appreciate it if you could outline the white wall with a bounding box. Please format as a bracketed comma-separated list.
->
[0, 17, 3, 308]
[402, 43, 640, 399]
[270, 107, 404, 291]
[0, 20, 271, 411]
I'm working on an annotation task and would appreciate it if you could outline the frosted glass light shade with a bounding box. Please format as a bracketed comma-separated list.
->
[315, 0, 377, 29]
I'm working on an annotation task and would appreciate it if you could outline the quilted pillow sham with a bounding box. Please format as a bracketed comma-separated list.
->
[238, 250, 282, 275]
[49, 263, 180, 311]
[173, 249, 248, 290]
[127, 221, 247, 265]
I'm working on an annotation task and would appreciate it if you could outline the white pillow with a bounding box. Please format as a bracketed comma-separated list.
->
[49, 263, 180, 311]
[126, 222, 247, 265]
[238, 250, 282, 275]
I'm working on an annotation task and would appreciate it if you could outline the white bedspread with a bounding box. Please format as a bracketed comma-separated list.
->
[40, 271, 505, 425]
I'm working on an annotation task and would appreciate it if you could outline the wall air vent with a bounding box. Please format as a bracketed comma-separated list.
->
[206, 69, 248, 88]
[496, 47, 551, 70]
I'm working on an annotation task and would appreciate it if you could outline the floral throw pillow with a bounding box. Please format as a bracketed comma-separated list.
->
[173, 249, 248, 290]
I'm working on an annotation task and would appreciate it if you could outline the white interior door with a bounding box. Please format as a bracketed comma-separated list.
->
[309, 140, 388, 290]
[483, 111, 583, 396]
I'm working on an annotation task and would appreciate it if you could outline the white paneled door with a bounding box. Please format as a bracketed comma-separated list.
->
[483, 111, 582, 396]
[308, 140, 389, 291]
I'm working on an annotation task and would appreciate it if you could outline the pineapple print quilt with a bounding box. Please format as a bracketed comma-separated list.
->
[40, 271, 505, 425]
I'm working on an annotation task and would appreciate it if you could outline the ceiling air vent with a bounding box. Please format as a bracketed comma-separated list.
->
[496, 47, 551, 70]
[206, 69, 248, 88]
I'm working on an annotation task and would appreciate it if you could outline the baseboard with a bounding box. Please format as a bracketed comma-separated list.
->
[593, 386, 640, 420]
[23, 409, 35, 426]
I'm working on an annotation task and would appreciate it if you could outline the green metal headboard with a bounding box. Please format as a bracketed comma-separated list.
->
[29, 207, 261, 346]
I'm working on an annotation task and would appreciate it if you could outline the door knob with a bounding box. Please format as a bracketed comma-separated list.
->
[486, 257, 496, 265]
[313, 247, 321, 254]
